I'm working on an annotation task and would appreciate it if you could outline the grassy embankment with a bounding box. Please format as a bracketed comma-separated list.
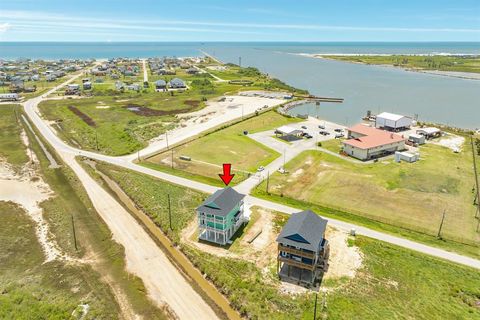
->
[253, 137, 480, 258]
[39, 63, 303, 156]
[322, 55, 480, 73]
[0, 105, 166, 319]
[143, 110, 302, 186]
[91, 160, 480, 319]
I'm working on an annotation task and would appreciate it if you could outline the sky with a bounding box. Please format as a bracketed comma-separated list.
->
[0, 0, 479, 42]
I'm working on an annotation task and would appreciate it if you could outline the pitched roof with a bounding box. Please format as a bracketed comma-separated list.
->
[376, 112, 405, 121]
[344, 124, 404, 150]
[417, 127, 441, 135]
[276, 210, 328, 252]
[277, 125, 302, 135]
[169, 78, 185, 85]
[197, 187, 245, 217]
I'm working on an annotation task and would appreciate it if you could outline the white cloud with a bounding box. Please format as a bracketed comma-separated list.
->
[1, 9, 479, 38]
[0, 23, 12, 33]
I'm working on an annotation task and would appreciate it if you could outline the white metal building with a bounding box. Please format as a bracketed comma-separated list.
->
[375, 112, 413, 131]
[408, 133, 426, 145]
[416, 127, 442, 139]
[395, 151, 420, 163]
[0, 93, 19, 101]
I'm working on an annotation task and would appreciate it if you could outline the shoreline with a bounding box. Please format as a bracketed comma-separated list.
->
[298, 53, 480, 81]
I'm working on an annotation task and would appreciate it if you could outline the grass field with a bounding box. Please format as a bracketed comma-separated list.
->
[93, 161, 205, 242]
[92, 161, 480, 320]
[322, 55, 480, 73]
[0, 202, 121, 319]
[255, 141, 480, 246]
[0, 105, 28, 170]
[39, 62, 304, 156]
[0, 104, 166, 319]
[144, 111, 301, 185]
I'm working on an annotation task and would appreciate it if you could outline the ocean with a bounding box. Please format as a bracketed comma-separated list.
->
[1, 42, 479, 128]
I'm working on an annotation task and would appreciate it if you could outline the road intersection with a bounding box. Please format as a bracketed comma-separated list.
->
[21, 68, 480, 316]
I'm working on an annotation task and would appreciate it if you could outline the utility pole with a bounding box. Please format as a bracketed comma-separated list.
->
[313, 292, 318, 320]
[137, 150, 140, 162]
[95, 127, 99, 151]
[71, 215, 78, 251]
[165, 131, 169, 150]
[167, 194, 172, 231]
[437, 209, 446, 239]
[171, 149, 174, 169]
[266, 171, 270, 194]
[471, 136, 480, 218]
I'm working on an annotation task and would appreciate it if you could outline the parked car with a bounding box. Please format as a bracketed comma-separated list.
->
[304, 134, 313, 139]
[301, 125, 307, 129]
[257, 166, 265, 172]
[318, 125, 325, 129]
[319, 131, 330, 136]
[334, 128, 343, 132]
[335, 133, 344, 139]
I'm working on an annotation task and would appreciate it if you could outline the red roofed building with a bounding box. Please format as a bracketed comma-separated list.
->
[342, 124, 406, 160]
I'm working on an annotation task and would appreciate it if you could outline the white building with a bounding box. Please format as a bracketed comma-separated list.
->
[0, 93, 19, 101]
[375, 112, 413, 131]
[408, 133, 426, 145]
[395, 151, 420, 163]
[416, 127, 442, 139]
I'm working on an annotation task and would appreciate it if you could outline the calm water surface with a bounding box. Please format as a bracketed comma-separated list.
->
[1, 42, 479, 128]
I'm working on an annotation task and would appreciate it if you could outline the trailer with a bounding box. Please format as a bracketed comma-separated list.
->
[0, 93, 20, 101]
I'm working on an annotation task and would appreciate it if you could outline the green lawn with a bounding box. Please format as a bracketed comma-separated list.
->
[145, 111, 301, 184]
[319, 137, 344, 153]
[323, 55, 480, 73]
[255, 142, 479, 246]
[92, 161, 480, 320]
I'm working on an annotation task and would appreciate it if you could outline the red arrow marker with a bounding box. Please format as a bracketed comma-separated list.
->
[219, 163, 235, 186]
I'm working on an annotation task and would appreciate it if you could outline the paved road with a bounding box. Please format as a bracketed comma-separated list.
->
[23, 67, 480, 290]
[142, 59, 148, 83]
[23, 71, 220, 319]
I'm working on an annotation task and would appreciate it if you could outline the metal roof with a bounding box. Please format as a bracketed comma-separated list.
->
[344, 124, 405, 150]
[196, 187, 245, 217]
[169, 78, 185, 86]
[276, 210, 328, 252]
[417, 127, 441, 134]
[376, 112, 405, 121]
[277, 125, 302, 135]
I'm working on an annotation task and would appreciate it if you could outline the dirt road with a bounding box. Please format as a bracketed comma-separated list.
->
[65, 153, 219, 320]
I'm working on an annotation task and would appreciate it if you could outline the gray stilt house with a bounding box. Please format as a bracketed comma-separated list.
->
[196, 187, 246, 245]
[276, 210, 329, 286]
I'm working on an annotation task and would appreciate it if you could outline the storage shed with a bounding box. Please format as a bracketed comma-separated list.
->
[408, 133, 425, 145]
[375, 112, 413, 131]
[395, 151, 420, 163]
[275, 125, 303, 141]
[416, 127, 442, 139]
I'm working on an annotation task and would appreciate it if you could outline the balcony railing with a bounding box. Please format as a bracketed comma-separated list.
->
[278, 256, 315, 271]
[277, 244, 315, 259]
